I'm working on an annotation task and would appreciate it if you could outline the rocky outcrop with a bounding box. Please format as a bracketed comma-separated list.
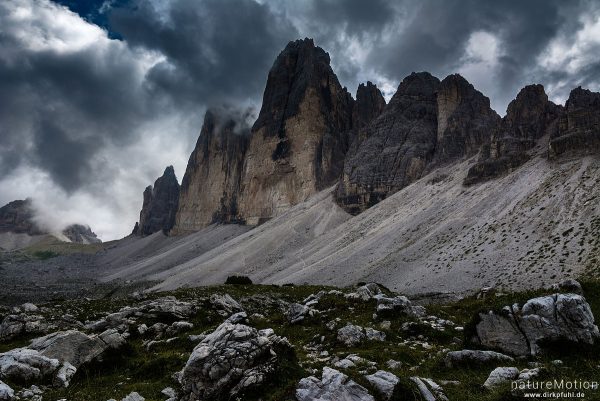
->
[61, 224, 101, 244]
[134, 166, 180, 236]
[549, 86, 600, 157]
[172, 110, 250, 234]
[434, 74, 500, 164]
[0, 199, 42, 235]
[336, 72, 440, 214]
[350, 82, 386, 147]
[296, 367, 375, 401]
[179, 323, 292, 400]
[337, 73, 498, 213]
[474, 293, 600, 356]
[466, 84, 561, 184]
[237, 38, 354, 224]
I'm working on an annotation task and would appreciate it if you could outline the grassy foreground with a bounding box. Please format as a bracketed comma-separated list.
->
[1, 280, 600, 401]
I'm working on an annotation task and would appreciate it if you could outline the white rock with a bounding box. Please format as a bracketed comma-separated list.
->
[0, 380, 14, 401]
[483, 367, 519, 389]
[296, 367, 375, 401]
[365, 370, 399, 400]
[122, 392, 144, 401]
[54, 362, 77, 387]
[337, 324, 366, 347]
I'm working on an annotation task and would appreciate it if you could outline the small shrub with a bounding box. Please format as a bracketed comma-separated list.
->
[224, 275, 253, 285]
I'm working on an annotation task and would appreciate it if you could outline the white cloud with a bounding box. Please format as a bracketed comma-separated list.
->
[0, 0, 196, 240]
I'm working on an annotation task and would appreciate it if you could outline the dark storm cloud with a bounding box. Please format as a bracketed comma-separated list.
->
[0, 14, 147, 191]
[108, 0, 299, 108]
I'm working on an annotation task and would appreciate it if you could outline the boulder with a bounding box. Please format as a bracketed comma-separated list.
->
[122, 392, 145, 401]
[337, 324, 366, 347]
[0, 314, 47, 341]
[482, 367, 519, 389]
[141, 297, 196, 319]
[549, 279, 583, 295]
[209, 294, 242, 315]
[286, 303, 310, 324]
[345, 283, 382, 301]
[29, 329, 126, 368]
[410, 377, 448, 401]
[375, 296, 425, 318]
[296, 367, 375, 401]
[444, 350, 514, 368]
[0, 380, 14, 401]
[475, 294, 600, 356]
[365, 370, 399, 400]
[54, 361, 76, 387]
[180, 323, 292, 400]
[0, 348, 59, 382]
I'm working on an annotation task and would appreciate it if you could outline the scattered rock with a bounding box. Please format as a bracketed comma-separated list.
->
[410, 377, 449, 401]
[0, 314, 47, 341]
[209, 294, 242, 315]
[296, 367, 375, 401]
[0, 348, 59, 382]
[165, 321, 194, 336]
[286, 303, 310, 324]
[365, 370, 399, 400]
[122, 392, 145, 401]
[337, 324, 366, 347]
[444, 350, 514, 368]
[29, 329, 126, 368]
[142, 297, 196, 319]
[225, 312, 247, 324]
[345, 283, 382, 301]
[180, 323, 292, 400]
[375, 296, 425, 318]
[474, 294, 600, 356]
[549, 279, 583, 295]
[0, 380, 14, 400]
[53, 362, 76, 387]
[483, 367, 519, 389]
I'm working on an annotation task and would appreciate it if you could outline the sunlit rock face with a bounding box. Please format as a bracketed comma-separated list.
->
[172, 110, 249, 235]
[237, 38, 355, 225]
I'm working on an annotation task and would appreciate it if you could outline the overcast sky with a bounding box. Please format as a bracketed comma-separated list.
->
[1, 0, 599, 240]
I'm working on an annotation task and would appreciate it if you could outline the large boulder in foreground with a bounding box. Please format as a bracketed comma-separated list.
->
[473, 293, 599, 356]
[296, 367, 374, 401]
[180, 322, 292, 400]
[29, 329, 126, 368]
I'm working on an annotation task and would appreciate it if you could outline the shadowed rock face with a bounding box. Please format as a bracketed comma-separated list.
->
[466, 84, 561, 184]
[353, 81, 386, 132]
[336, 72, 441, 214]
[0, 199, 42, 235]
[237, 38, 355, 225]
[136, 166, 180, 236]
[549, 87, 600, 157]
[434, 74, 500, 164]
[171, 110, 249, 235]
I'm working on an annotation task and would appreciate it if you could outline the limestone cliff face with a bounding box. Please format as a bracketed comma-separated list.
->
[549, 87, 600, 157]
[172, 110, 249, 234]
[237, 38, 354, 224]
[465, 85, 561, 184]
[434, 74, 500, 164]
[135, 166, 180, 236]
[336, 72, 441, 214]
